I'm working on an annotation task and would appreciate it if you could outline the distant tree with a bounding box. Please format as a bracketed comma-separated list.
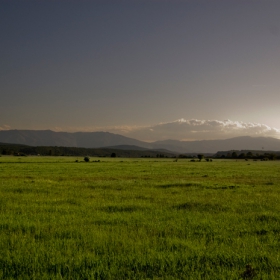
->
[246, 152, 253, 158]
[157, 154, 165, 158]
[238, 153, 245, 159]
[111, 153, 116, 158]
[231, 152, 238, 158]
[197, 154, 204, 161]
[84, 156, 90, 162]
[264, 153, 277, 160]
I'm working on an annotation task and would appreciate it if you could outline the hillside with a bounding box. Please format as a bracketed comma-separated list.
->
[0, 130, 151, 149]
[0, 130, 280, 153]
[152, 136, 280, 153]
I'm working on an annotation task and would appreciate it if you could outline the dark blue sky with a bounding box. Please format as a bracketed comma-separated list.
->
[1, 0, 280, 139]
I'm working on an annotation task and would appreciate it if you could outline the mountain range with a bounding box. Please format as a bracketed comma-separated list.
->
[0, 130, 280, 153]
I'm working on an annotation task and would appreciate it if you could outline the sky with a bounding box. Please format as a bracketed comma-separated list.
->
[1, 0, 280, 141]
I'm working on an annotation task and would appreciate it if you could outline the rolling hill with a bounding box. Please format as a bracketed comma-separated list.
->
[0, 130, 280, 153]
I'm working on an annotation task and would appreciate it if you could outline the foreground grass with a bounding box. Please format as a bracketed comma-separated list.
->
[0, 156, 280, 279]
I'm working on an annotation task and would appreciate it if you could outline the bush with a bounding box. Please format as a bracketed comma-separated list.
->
[84, 156, 90, 162]
[261, 157, 269, 161]
[197, 154, 204, 161]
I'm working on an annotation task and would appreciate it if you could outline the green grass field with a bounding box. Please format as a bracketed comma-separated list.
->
[0, 156, 280, 279]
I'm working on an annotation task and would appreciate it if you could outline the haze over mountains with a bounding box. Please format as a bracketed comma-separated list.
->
[0, 130, 280, 154]
[108, 119, 280, 142]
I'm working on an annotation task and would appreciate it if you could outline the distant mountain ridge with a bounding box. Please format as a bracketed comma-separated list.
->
[0, 130, 280, 153]
[0, 130, 151, 149]
[151, 136, 280, 153]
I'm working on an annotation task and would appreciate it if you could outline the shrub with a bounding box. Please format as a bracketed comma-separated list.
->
[197, 154, 204, 161]
[261, 157, 269, 161]
[84, 156, 90, 162]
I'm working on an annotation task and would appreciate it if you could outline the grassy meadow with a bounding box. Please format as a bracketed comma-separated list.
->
[0, 156, 280, 279]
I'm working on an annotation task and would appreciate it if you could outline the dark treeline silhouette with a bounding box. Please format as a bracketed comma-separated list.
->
[0, 143, 177, 158]
[1, 143, 279, 160]
[214, 150, 280, 160]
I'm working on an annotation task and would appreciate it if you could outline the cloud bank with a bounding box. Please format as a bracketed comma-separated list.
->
[0, 125, 11, 130]
[3, 119, 279, 142]
[109, 119, 280, 141]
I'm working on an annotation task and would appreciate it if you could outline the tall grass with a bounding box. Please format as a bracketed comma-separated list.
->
[0, 156, 280, 279]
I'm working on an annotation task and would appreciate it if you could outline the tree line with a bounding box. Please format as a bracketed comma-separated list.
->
[0, 144, 176, 158]
[215, 151, 280, 160]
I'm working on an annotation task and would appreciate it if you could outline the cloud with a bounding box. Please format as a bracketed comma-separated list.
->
[53, 124, 146, 134]
[0, 125, 11, 131]
[49, 119, 280, 142]
[108, 119, 280, 141]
